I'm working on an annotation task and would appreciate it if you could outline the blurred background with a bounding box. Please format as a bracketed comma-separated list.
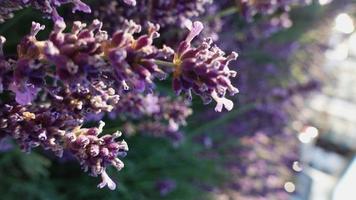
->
[0, 0, 356, 199]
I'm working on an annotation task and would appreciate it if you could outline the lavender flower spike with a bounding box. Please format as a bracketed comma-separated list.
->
[172, 20, 239, 112]
[65, 121, 128, 189]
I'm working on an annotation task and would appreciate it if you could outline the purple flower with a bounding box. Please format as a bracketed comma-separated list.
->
[0, 7, 242, 189]
[9, 82, 39, 105]
[65, 125, 128, 190]
[0, 97, 128, 187]
[16, 20, 171, 94]
[172, 21, 239, 112]
[104, 20, 171, 91]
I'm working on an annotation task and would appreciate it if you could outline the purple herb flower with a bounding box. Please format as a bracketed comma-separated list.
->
[172, 21, 239, 112]
[65, 121, 128, 190]
[9, 82, 39, 105]
[0, 99, 127, 190]
[103, 20, 171, 91]
[0, 1, 241, 188]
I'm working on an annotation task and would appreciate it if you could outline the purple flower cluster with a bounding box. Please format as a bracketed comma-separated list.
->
[173, 21, 239, 112]
[65, 121, 128, 190]
[0, 98, 128, 189]
[0, 0, 239, 189]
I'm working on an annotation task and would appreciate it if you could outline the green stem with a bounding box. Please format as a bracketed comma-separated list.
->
[154, 59, 176, 68]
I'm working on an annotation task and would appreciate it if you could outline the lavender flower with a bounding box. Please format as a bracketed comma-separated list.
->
[9, 16, 239, 114]
[0, 99, 128, 190]
[102, 20, 172, 91]
[11, 19, 172, 107]
[9, 82, 39, 105]
[172, 21, 239, 112]
[65, 121, 128, 190]
[0, 1, 241, 188]
[0, 102, 81, 155]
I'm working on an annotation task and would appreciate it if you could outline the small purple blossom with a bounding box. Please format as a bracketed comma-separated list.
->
[9, 82, 39, 105]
